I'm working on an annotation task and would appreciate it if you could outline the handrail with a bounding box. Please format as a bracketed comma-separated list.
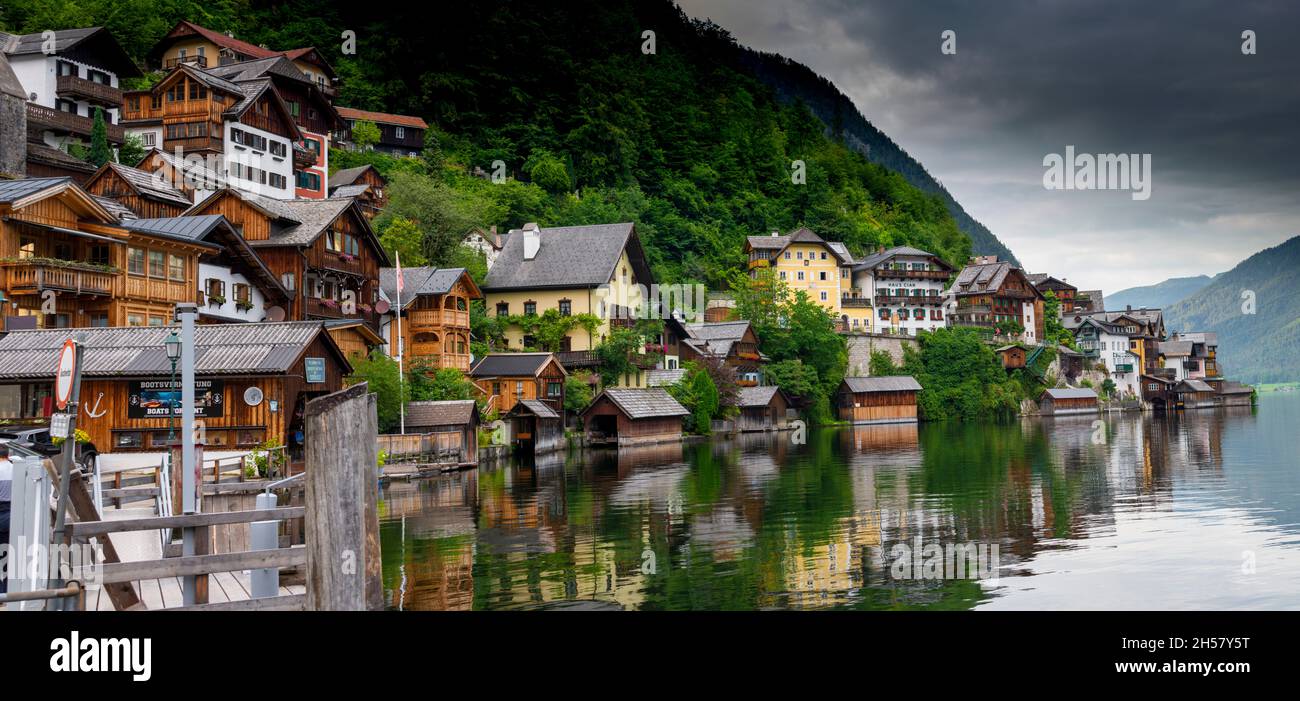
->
[0, 581, 83, 607]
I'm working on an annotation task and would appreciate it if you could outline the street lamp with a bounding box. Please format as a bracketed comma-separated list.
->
[165, 330, 181, 440]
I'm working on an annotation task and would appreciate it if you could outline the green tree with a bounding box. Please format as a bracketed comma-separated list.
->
[378, 216, 428, 267]
[564, 371, 596, 414]
[116, 134, 146, 167]
[409, 365, 477, 402]
[527, 150, 572, 194]
[87, 107, 112, 167]
[351, 120, 381, 150]
[345, 351, 406, 433]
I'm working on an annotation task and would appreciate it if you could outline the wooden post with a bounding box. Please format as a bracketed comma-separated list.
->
[303, 383, 382, 611]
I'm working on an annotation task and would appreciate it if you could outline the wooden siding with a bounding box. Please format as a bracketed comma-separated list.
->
[836, 389, 918, 424]
[84, 167, 188, 219]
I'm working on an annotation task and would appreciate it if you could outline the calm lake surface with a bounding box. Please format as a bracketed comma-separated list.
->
[378, 392, 1300, 610]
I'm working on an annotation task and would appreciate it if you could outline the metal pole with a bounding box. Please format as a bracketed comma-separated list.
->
[168, 357, 178, 441]
[48, 339, 84, 608]
[397, 282, 405, 435]
[177, 303, 199, 605]
[249, 491, 279, 598]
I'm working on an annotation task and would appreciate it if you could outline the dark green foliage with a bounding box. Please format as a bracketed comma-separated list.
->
[408, 364, 477, 402]
[905, 328, 1026, 421]
[564, 372, 596, 414]
[87, 107, 112, 167]
[346, 351, 405, 433]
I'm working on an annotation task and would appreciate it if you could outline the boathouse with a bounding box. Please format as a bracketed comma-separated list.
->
[469, 352, 565, 416]
[835, 376, 921, 424]
[504, 399, 564, 455]
[1217, 381, 1254, 407]
[0, 322, 350, 457]
[1038, 387, 1099, 415]
[580, 387, 688, 447]
[401, 399, 479, 464]
[1173, 379, 1216, 409]
[735, 385, 791, 432]
[995, 345, 1027, 370]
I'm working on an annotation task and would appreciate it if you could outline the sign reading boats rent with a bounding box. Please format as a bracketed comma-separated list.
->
[127, 379, 225, 419]
[55, 339, 77, 410]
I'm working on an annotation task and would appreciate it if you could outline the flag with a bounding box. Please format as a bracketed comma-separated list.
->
[395, 250, 404, 294]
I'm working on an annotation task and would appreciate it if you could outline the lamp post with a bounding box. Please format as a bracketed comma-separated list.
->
[165, 329, 181, 441]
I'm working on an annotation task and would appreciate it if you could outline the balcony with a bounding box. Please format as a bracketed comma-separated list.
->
[26, 103, 125, 143]
[873, 268, 950, 280]
[840, 296, 872, 308]
[956, 304, 992, 314]
[164, 135, 223, 153]
[876, 293, 943, 306]
[164, 56, 209, 69]
[56, 74, 122, 106]
[126, 275, 192, 304]
[304, 297, 378, 327]
[409, 308, 470, 329]
[3, 261, 116, 297]
[555, 350, 600, 369]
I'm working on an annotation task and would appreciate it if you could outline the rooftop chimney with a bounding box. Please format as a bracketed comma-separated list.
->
[522, 223, 541, 260]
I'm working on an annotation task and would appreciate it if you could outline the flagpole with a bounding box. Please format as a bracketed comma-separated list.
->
[396, 251, 405, 434]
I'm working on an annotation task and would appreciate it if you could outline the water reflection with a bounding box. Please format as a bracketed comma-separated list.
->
[380, 395, 1300, 610]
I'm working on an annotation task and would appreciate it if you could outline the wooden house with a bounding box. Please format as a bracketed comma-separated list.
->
[83, 162, 194, 219]
[469, 352, 565, 416]
[947, 258, 1047, 344]
[995, 345, 1027, 370]
[335, 107, 427, 156]
[185, 188, 389, 330]
[0, 321, 351, 456]
[321, 319, 384, 363]
[402, 399, 479, 465]
[734, 385, 791, 432]
[1217, 381, 1254, 407]
[378, 266, 481, 372]
[1027, 274, 1079, 313]
[0, 177, 209, 329]
[671, 319, 765, 386]
[581, 388, 689, 447]
[1173, 379, 1216, 409]
[328, 165, 387, 219]
[504, 399, 564, 455]
[1038, 387, 1099, 415]
[835, 376, 922, 424]
[149, 20, 283, 70]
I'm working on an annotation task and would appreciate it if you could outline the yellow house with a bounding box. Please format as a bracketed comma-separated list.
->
[482, 222, 654, 354]
[745, 228, 854, 317]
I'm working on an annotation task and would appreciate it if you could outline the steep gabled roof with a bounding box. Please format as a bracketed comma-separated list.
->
[120, 214, 291, 303]
[86, 162, 193, 207]
[1, 26, 140, 77]
[378, 267, 479, 309]
[330, 165, 381, 188]
[482, 222, 651, 291]
[508, 399, 560, 420]
[151, 21, 281, 62]
[853, 245, 953, 272]
[191, 189, 388, 264]
[0, 177, 117, 222]
[745, 227, 851, 264]
[405, 399, 478, 427]
[736, 385, 786, 408]
[585, 387, 689, 419]
[469, 352, 563, 378]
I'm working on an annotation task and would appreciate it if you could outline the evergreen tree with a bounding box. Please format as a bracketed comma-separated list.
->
[87, 107, 112, 167]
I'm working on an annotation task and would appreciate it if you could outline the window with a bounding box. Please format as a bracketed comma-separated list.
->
[819, 271, 827, 281]
[57, 61, 78, 77]
[206, 278, 225, 300]
[151, 94, 161, 110]
[269, 173, 287, 189]
[233, 283, 251, 305]
[18, 237, 36, 259]
[914, 308, 925, 320]
[879, 309, 890, 320]
[558, 299, 571, 316]
[127, 313, 144, 326]
[148, 315, 165, 327]
[796, 272, 804, 281]
[89, 313, 109, 327]
[127, 248, 145, 275]
[821, 252, 827, 260]
[515, 381, 524, 396]
[148, 250, 165, 277]
[898, 309, 910, 320]
[168, 254, 185, 281]
[141, 132, 156, 147]
[305, 138, 319, 154]
[547, 381, 562, 398]
[820, 291, 828, 301]
[784, 252, 791, 260]
[188, 80, 206, 100]
[493, 382, 501, 395]
[395, 126, 405, 139]
[496, 302, 509, 316]
[779, 271, 786, 280]
[288, 101, 300, 117]
[115, 432, 144, 449]
[270, 141, 287, 158]
[296, 171, 321, 190]
[326, 230, 340, 251]
[523, 301, 537, 317]
[796, 251, 803, 260]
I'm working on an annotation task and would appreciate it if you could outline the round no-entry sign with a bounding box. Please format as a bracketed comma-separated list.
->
[55, 339, 77, 410]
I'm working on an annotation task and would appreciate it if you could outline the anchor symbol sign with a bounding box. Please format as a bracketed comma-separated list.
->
[85, 392, 107, 419]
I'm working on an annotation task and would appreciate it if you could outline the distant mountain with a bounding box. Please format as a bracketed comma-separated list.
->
[740, 51, 1020, 266]
[1165, 236, 1300, 383]
[1108, 275, 1217, 312]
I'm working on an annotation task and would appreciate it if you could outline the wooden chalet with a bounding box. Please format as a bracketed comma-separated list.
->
[135, 147, 224, 197]
[0, 177, 211, 329]
[581, 388, 689, 447]
[948, 258, 1047, 343]
[149, 20, 284, 70]
[469, 352, 565, 416]
[0, 321, 351, 456]
[84, 162, 195, 219]
[1027, 274, 1079, 313]
[504, 399, 564, 455]
[379, 266, 480, 372]
[995, 344, 1027, 370]
[321, 319, 384, 362]
[835, 376, 922, 424]
[669, 319, 765, 386]
[335, 106, 427, 156]
[1038, 387, 1099, 415]
[734, 385, 791, 432]
[402, 399, 479, 465]
[328, 165, 387, 219]
[1172, 379, 1217, 409]
[185, 188, 389, 330]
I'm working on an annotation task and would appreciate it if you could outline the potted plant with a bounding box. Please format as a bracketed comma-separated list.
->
[235, 300, 255, 312]
[207, 294, 226, 306]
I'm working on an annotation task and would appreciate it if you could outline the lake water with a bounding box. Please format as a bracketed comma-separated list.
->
[378, 392, 1300, 610]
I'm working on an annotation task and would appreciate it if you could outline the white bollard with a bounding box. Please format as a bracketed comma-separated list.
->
[249, 491, 279, 598]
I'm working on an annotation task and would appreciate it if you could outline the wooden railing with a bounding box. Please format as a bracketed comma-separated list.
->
[125, 275, 191, 304]
[56, 74, 122, 105]
[164, 135, 223, 152]
[26, 102, 125, 142]
[4, 262, 116, 296]
[555, 350, 600, 368]
[873, 268, 950, 280]
[840, 296, 872, 308]
[876, 294, 943, 306]
[164, 56, 209, 69]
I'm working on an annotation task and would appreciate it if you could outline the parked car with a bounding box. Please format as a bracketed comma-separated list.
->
[0, 426, 98, 469]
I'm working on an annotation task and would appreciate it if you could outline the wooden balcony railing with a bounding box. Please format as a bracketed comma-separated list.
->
[873, 268, 950, 280]
[164, 135, 223, 153]
[164, 56, 209, 69]
[555, 350, 600, 368]
[875, 294, 943, 306]
[56, 74, 123, 106]
[840, 296, 872, 308]
[4, 261, 116, 296]
[26, 103, 125, 142]
[408, 309, 470, 328]
[125, 275, 191, 304]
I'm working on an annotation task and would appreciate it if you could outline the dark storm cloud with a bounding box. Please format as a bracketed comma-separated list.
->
[677, 0, 1300, 291]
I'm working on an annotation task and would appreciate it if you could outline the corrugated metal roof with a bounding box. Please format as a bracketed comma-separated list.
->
[0, 322, 328, 379]
[842, 376, 922, 393]
[123, 214, 225, 242]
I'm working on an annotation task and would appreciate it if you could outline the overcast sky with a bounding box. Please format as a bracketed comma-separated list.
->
[677, 0, 1300, 294]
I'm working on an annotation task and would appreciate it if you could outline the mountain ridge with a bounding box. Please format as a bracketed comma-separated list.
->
[1107, 275, 1217, 312]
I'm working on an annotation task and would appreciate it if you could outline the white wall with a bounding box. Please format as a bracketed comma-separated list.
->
[224, 122, 295, 200]
[198, 262, 271, 322]
[854, 256, 949, 335]
[10, 53, 121, 149]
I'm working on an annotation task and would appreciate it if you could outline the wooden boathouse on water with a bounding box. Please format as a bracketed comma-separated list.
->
[581, 387, 689, 447]
[1038, 387, 1099, 415]
[835, 376, 922, 424]
[0, 321, 351, 459]
[392, 399, 479, 464]
[735, 385, 791, 432]
[504, 398, 564, 455]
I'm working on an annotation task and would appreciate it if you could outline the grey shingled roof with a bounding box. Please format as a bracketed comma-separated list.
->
[513, 399, 560, 419]
[737, 385, 781, 408]
[685, 320, 750, 341]
[469, 353, 556, 378]
[91, 196, 137, 221]
[101, 163, 193, 206]
[1042, 387, 1098, 400]
[0, 322, 336, 379]
[853, 245, 949, 271]
[378, 267, 467, 308]
[144, 148, 224, 188]
[745, 234, 788, 250]
[1178, 379, 1215, 393]
[218, 192, 375, 255]
[330, 165, 374, 188]
[0, 177, 72, 204]
[646, 368, 686, 387]
[0, 27, 139, 76]
[482, 222, 637, 290]
[329, 184, 369, 199]
[842, 376, 923, 393]
[24, 145, 96, 173]
[950, 261, 1014, 296]
[204, 56, 309, 85]
[594, 387, 689, 419]
[1159, 341, 1193, 357]
[405, 400, 477, 427]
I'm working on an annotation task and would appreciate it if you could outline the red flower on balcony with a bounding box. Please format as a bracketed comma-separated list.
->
[338, 253, 356, 263]
[321, 299, 339, 309]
